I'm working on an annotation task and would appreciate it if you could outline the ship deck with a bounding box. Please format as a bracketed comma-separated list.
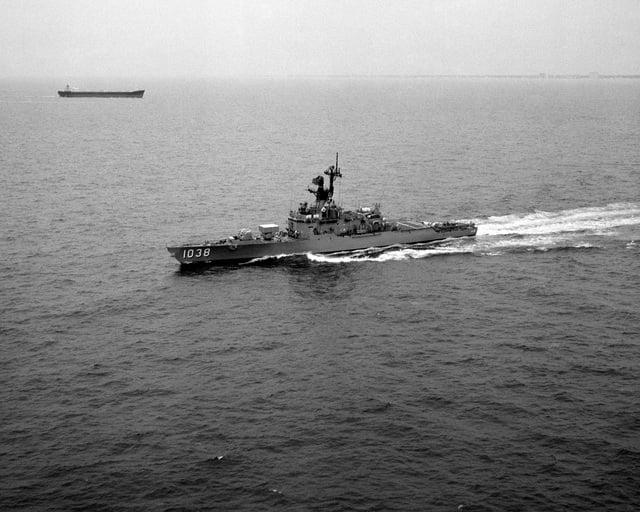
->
[394, 220, 427, 230]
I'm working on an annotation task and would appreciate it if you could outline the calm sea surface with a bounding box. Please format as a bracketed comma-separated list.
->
[1, 78, 639, 511]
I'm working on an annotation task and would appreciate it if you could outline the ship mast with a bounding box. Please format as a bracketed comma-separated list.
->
[326, 152, 342, 199]
[308, 153, 342, 204]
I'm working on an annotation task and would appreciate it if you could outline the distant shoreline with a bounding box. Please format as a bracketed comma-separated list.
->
[291, 74, 640, 80]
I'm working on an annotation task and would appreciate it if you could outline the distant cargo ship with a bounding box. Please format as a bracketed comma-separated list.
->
[57, 85, 144, 98]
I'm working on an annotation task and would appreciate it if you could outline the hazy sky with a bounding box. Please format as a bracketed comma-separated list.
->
[2, 0, 639, 78]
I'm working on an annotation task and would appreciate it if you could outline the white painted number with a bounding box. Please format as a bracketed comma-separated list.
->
[183, 247, 211, 259]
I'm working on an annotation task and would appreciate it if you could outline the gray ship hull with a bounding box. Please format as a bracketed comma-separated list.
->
[167, 224, 477, 265]
[57, 90, 144, 98]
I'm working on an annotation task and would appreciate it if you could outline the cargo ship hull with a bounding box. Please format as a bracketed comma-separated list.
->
[57, 90, 144, 98]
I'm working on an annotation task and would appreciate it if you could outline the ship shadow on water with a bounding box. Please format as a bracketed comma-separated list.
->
[237, 252, 359, 299]
[175, 261, 245, 275]
[285, 259, 357, 300]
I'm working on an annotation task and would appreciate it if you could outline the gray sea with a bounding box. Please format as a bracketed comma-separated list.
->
[1, 77, 639, 511]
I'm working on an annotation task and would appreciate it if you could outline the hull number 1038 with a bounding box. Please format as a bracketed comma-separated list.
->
[183, 248, 210, 259]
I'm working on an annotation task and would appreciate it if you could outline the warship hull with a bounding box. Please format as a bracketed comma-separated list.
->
[57, 90, 144, 98]
[167, 223, 477, 265]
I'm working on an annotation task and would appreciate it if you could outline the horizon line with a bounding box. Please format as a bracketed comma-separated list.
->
[4, 73, 640, 81]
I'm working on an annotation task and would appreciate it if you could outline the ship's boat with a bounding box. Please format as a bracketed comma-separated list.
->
[57, 85, 144, 98]
[167, 154, 477, 265]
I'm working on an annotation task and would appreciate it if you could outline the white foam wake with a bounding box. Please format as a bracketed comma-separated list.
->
[477, 202, 640, 237]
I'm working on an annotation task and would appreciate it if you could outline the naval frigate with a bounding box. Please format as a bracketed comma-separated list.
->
[167, 154, 477, 265]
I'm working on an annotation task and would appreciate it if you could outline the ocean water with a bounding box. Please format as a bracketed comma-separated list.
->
[1, 78, 639, 511]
